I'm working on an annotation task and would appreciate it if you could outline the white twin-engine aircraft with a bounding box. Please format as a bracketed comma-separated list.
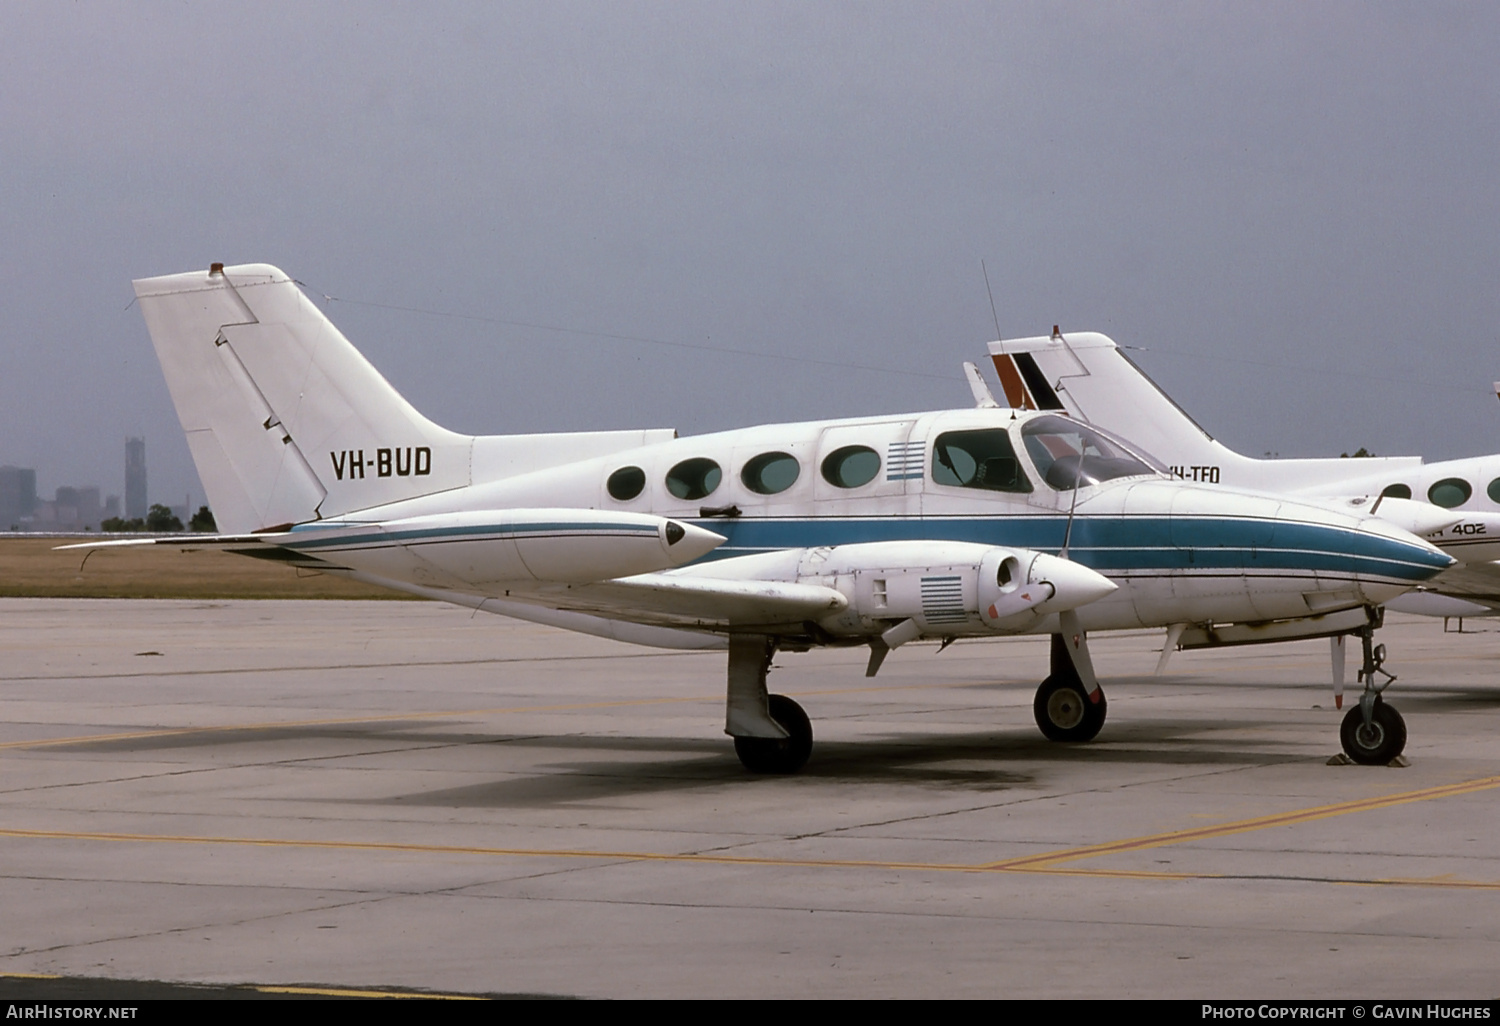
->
[981, 329, 1500, 742]
[83, 264, 1455, 772]
[983, 329, 1500, 620]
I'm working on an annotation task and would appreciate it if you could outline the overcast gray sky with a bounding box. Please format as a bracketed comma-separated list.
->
[3, 2, 1498, 508]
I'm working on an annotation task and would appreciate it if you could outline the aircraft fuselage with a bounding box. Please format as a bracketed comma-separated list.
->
[284, 407, 1452, 638]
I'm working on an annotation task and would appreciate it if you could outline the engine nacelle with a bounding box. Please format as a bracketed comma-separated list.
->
[783, 541, 1116, 637]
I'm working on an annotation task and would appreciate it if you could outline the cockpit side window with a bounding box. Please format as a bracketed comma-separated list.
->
[931, 429, 1032, 493]
[1020, 415, 1157, 490]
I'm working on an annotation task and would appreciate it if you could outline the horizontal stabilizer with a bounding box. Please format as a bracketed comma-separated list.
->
[55, 533, 292, 552]
[1327, 496, 1461, 538]
[59, 509, 727, 587]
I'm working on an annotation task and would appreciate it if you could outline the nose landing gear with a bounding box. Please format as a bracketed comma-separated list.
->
[1034, 620, 1108, 742]
[1034, 672, 1108, 742]
[1339, 626, 1406, 765]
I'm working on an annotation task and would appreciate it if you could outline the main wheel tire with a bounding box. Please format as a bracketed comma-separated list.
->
[1340, 699, 1407, 765]
[734, 694, 813, 774]
[1033, 675, 1108, 742]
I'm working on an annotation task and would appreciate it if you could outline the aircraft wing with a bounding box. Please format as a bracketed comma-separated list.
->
[58, 530, 848, 631]
[1420, 561, 1500, 607]
[511, 574, 850, 633]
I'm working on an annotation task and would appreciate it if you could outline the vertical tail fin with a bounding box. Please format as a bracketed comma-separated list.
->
[984, 331, 1423, 492]
[987, 332, 1219, 461]
[134, 263, 472, 533]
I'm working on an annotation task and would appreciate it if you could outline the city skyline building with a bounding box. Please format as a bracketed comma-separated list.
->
[125, 437, 146, 520]
[0, 465, 37, 530]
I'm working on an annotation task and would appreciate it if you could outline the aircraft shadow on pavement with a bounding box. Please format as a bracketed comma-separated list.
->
[46, 704, 1351, 809]
[375, 718, 1314, 808]
[1390, 686, 1500, 711]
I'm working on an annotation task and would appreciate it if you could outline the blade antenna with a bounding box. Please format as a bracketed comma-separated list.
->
[982, 259, 1016, 420]
[981, 259, 1003, 345]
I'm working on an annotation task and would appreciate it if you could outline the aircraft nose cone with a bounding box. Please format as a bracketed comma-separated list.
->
[661, 520, 725, 565]
[1032, 552, 1118, 611]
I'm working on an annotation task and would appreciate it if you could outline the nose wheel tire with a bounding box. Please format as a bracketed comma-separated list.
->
[1340, 699, 1407, 765]
[734, 694, 813, 774]
[1034, 675, 1107, 742]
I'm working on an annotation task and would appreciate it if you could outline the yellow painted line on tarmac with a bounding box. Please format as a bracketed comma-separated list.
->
[3, 825, 1496, 889]
[0, 826, 978, 872]
[0, 972, 62, 979]
[989, 774, 1500, 870]
[5, 772, 1500, 889]
[1361, 876, 1500, 891]
[252, 984, 482, 1000]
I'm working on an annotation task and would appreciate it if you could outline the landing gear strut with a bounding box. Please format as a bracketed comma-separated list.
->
[1339, 624, 1406, 765]
[725, 634, 813, 774]
[1034, 616, 1107, 742]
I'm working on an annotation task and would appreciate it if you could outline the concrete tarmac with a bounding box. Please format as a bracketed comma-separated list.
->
[1, 598, 1497, 999]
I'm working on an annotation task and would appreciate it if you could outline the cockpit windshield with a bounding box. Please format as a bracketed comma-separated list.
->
[1019, 415, 1163, 490]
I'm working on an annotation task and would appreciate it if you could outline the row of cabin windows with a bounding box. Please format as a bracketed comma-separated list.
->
[1381, 477, 1500, 509]
[606, 430, 1040, 503]
[608, 445, 885, 502]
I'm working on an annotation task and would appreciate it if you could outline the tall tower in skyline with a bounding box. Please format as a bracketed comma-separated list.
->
[125, 437, 147, 520]
[0, 466, 36, 529]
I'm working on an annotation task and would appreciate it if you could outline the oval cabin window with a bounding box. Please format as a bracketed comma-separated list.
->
[820, 446, 881, 489]
[665, 458, 723, 501]
[741, 452, 800, 495]
[607, 466, 646, 501]
[1428, 478, 1472, 509]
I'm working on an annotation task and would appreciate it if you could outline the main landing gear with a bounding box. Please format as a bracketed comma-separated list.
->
[1034, 620, 1107, 742]
[735, 694, 813, 774]
[725, 634, 813, 774]
[723, 610, 1112, 772]
[1339, 625, 1407, 765]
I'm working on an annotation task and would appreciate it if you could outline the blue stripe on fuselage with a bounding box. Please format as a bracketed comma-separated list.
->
[688, 515, 1450, 582]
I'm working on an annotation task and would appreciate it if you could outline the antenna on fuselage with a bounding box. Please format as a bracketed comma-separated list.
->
[982, 259, 1003, 345]
[981, 259, 1017, 421]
